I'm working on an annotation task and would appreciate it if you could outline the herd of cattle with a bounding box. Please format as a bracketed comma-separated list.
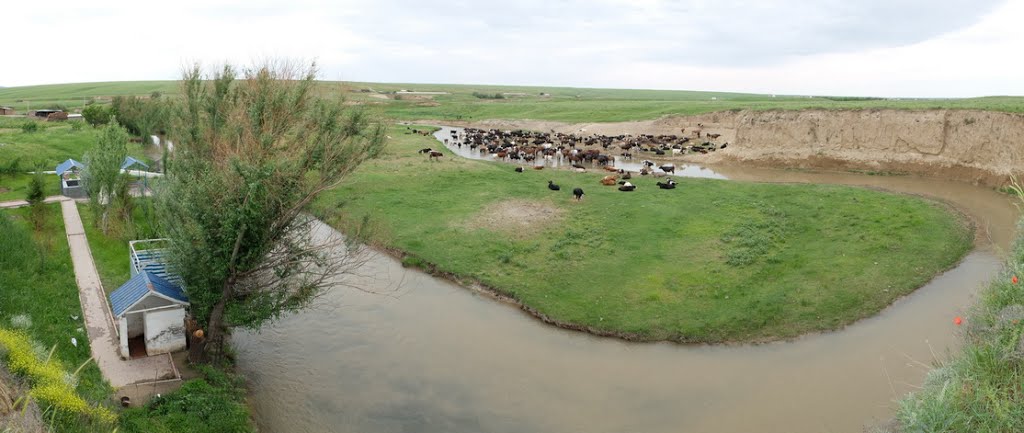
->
[413, 126, 728, 196]
[434, 126, 728, 168]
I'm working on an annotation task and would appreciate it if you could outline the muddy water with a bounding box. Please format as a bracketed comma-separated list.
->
[433, 127, 729, 179]
[233, 128, 1018, 433]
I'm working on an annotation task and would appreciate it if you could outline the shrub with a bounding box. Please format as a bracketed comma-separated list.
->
[21, 121, 40, 133]
[10, 314, 32, 329]
[26, 168, 47, 230]
[472, 92, 505, 99]
[81, 104, 112, 127]
[0, 328, 116, 424]
[119, 365, 252, 433]
[0, 157, 22, 176]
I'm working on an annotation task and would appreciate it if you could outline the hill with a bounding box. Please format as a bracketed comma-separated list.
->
[2, 81, 1024, 123]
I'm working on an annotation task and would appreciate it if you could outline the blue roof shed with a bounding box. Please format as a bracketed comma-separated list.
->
[121, 156, 150, 171]
[109, 271, 189, 317]
[55, 159, 85, 176]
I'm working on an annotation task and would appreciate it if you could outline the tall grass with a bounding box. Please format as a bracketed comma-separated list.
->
[896, 182, 1024, 432]
[0, 207, 114, 432]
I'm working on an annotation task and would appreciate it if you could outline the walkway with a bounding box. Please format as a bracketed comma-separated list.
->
[59, 199, 179, 387]
[0, 195, 67, 209]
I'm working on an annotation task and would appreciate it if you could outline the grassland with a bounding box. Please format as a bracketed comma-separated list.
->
[311, 126, 972, 342]
[0, 173, 61, 201]
[3, 80, 1024, 123]
[0, 117, 152, 175]
[0, 205, 113, 431]
[0, 81, 178, 113]
[78, 201, 159, 293]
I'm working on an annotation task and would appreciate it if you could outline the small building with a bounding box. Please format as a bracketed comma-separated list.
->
[55, 158, 86, 198]
[29, 109, 62, 118]
[0, 106, 15, 115]
[109, 240, 189, 359]
[121, 156, 149, 172]
[122, 156, 153, 196]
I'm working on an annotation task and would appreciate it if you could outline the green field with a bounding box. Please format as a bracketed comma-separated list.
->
[0, 117, 152, 183]
[3, 80, 1024, 123]
[311, 127, 973, 342]
[78, 201, 159, 293]
[0, 205, 112, 431]
[0, 172, 60, 201]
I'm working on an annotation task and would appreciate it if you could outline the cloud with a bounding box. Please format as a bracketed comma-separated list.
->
[1, 0, 1019, 97]
[339, 0, 1003, 66]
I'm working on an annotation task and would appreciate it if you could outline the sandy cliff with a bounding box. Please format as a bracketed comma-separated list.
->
[454, 109, 1024, 187]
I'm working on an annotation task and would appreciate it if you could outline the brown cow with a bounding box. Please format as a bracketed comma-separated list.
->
[601, 175, 618, 186]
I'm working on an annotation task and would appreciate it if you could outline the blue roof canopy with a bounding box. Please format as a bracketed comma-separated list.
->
[121, 156, 149, 171]
[109, 271, 188, 317]
[55, 159, 85, 176]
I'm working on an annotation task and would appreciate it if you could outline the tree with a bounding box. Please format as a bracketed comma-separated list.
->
[83, 119, 129, 234]
[111, 94, 169, 138]
[26, 167, 47, 230]
[82, 104, 112, 127]
[157, 62, 386, 362]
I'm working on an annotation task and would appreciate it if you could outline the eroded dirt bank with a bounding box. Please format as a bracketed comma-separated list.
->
[437, 109, 1024, 187]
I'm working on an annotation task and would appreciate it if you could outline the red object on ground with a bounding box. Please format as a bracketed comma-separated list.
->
[1013, 275, 1019, 284]
[954, 316, 963, 325]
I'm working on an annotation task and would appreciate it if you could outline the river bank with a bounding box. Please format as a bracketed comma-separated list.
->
[313, 126, 974, 343]
[431, 108, 1024, 188]
[229, 118, 1019, 432]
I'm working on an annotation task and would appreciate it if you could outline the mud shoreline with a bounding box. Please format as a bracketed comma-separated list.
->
[420, 108, 1024, 188]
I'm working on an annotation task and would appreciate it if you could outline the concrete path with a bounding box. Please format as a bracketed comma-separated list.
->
[0, 195, 67, 209]
[59, 199, 178, 387]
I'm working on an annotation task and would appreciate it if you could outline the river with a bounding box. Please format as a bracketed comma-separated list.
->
[232, 127, 1019, 433]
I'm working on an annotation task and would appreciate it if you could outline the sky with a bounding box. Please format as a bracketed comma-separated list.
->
[4, 0, 1023, 97]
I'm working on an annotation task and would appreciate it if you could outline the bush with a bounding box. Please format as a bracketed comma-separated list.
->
[21, 121, 40, 133]
[26, 169, 47, 230]
[472, 92, 505, 99]
[0, 157, 22, 177]
[0, 328, 116, 425]
[119, 365, 252, 433]
[81, 104, 112, 127]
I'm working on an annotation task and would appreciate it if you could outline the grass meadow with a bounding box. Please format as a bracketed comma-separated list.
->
[312, 126, 973, 342]
[3, 80, 1024, 123]
[0, 205, 113, 431]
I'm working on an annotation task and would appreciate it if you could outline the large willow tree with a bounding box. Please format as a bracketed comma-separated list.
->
[157, 63, 386, 361]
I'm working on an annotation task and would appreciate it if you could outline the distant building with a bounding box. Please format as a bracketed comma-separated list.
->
[395, 90, 450, 95]
[54, 156, 154, 199]
[29, 109, 62, 118]
[0, 107, 15, 115]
